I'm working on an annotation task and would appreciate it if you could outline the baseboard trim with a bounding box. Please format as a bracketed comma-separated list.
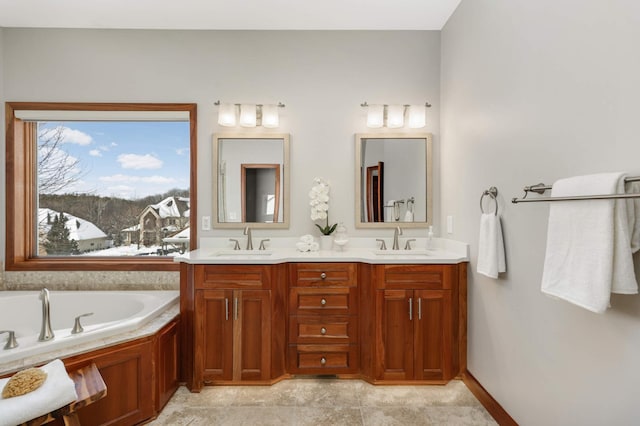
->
[462, 371, 518, 426]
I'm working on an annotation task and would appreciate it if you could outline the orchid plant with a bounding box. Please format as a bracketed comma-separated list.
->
[309, 177, 337, 235]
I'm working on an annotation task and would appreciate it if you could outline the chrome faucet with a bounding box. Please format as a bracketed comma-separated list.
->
[38, 288, 54, 342]
[243, 226, 253, 250]
[392, 226, 403, 250]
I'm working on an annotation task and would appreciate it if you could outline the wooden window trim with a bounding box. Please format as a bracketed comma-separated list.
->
[5, 102, 198, 271]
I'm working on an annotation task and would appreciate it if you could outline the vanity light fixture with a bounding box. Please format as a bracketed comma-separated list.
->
[361, 102, 432, 129]
[215, 101, 286, 128]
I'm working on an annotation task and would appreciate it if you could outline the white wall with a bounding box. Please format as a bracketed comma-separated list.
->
[1, 29, 440, 286]
[442, 0, 640, 424]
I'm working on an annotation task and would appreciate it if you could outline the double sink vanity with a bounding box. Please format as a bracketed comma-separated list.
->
[178, 237, 468, 391]
[178, 131, 467, 390]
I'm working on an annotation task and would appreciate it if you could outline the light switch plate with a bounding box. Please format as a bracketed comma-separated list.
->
[202, 216, 211, 231]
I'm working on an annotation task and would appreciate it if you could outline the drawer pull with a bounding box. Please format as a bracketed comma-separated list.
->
[320, 327, 327, 335]
[320, 357, 327, 366]
[320, 298, 327, 306]
[320, 272, 327, 280]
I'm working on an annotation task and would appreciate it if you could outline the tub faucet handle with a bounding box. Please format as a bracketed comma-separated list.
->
[0, 330, 18, 350]
[72, 313, 94, 334]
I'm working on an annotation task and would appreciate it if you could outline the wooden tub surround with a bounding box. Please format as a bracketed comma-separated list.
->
[180, 261, 467, 390]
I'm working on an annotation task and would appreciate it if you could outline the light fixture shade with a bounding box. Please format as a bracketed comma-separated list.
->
[218, 103, 237, 127]
[386, 105, 405, 128]
[261, 104, 279, 128]
[408, 104, 426, 128]
[366, 104, 384, 128]
[239, 104, 257, 127]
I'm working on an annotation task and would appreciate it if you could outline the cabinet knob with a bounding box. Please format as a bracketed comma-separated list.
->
[320, 298, 327, 306]
[320, 327, 327, 335]
[320, 357, 327, 366]
[320, 272, 327, 280]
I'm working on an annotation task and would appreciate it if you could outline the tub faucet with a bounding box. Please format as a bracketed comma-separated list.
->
[392, 226, 403, 250]
[38, 288, 54, 342]
[243, 226, 253, 250]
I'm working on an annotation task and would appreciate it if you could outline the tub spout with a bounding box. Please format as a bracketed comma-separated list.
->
[38, 288, 54, 341]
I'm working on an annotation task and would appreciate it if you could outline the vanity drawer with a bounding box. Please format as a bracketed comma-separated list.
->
[195, 265, 271, 290]
[288, 344, 358, 374]
[292, 263, 357, 287]
[377, 264, 452, 290]
[289, 316, 357, 344]
[289, 287, 357, 315]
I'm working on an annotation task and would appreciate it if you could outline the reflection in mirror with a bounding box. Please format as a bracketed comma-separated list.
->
[355, 133, 432, 228]
[213, 134, 290, 229]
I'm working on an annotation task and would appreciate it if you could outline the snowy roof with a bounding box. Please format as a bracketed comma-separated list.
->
[122, 224, 140, 232]
[147, 196, 190, 219]
[38, 208, 108, 241]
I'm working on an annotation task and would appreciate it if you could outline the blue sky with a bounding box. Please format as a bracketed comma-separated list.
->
[38, 121, 190, 199]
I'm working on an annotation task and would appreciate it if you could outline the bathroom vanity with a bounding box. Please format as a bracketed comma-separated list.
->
[178, 242, 468, 391]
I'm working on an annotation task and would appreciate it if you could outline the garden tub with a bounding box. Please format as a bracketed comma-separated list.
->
[0, 290, 178, 364]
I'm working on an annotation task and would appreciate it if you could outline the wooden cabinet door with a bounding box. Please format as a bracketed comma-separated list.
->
[235, 289, 271, 381]
[375, 289, 414, 380]
[197, 289, 233, 383]
[413, 289, 453, 381]
[157, 318, 180, 412]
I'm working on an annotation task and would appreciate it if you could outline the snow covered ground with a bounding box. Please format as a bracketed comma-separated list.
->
[78, 244, 184, 257]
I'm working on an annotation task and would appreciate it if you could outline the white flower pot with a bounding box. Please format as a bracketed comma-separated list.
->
[319, 235, 333, 251]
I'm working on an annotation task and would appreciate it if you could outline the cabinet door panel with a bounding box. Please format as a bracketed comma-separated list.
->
[197, 290, 233, 382]
[414, 290, 452, 381]
[236, 290, 271, 381]
[375, 290, 413, 380]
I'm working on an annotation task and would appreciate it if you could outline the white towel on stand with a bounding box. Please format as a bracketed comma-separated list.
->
[477, 213, 506, 278]
[541, 173, 638, 314]
[0, 359, 78, 426]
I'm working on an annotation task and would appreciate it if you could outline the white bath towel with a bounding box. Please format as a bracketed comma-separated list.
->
[477, 213, 506, 279]
[0, 359, 78, 426]
[541, 173, 638, 314]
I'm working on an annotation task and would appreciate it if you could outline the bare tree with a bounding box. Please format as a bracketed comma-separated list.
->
[37, 125, 85, 194]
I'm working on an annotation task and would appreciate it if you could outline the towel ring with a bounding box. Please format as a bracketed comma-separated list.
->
[480, 187, 499, 216]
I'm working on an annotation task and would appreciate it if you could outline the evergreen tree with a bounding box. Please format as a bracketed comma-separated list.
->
[43, 212, 79, 255]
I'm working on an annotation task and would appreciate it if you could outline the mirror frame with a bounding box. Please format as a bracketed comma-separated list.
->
[354, 133, 433, 229]
[213, 133, 290, 229]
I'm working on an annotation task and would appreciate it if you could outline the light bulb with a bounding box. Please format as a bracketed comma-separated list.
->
[366, 104, 384, 128]
[261, 104, 279, 128]
[217, 103, 236, 127]
[386, 105, 404, 128]
[408, 105, 426, 128]
[239, 104, 257, 127]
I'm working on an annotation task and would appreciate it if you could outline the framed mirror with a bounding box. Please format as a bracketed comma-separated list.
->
[355, 133, 432, 228]
[213, 133, 290, 229]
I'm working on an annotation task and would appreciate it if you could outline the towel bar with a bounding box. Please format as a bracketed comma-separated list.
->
[512, 176, 640, 203]
[480, 187, 499, 215]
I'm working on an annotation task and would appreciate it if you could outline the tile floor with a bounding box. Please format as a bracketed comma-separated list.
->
[150, 378, 497, 425]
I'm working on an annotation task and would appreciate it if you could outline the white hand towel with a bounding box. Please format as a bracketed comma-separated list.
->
[541, 173, 638, 314]
[0, 359, 78, 426]
[477, 213, 506, 279]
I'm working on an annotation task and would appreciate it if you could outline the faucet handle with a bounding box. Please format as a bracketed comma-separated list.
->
[376, 239, 387, 250]
[71, 313, 94, 334]
[229, 239, 241, 250]
[404, 239, 416, 250]
[0, 330, 18, 350]
[259, 239, 270, 250]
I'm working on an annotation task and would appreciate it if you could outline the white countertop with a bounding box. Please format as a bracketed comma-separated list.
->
[176, 237, 469, 265]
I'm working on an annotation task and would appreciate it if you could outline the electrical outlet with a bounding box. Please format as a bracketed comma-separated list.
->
[446, 215, 454, 234]
[202, 216, 211, 231]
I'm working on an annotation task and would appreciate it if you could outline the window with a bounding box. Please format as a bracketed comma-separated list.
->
[6, 103, 197, 271]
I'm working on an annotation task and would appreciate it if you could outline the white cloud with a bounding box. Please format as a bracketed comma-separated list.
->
[117, 153, 163, 170]
[110, 142, 118, 147]
[60, 127, 93, 146]
[99, 174, 176, 184]
[89, 149, 102, 157]
[175, 148, 188, 156]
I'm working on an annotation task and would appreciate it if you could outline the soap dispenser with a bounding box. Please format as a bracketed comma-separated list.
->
[426, 225, 434, 249]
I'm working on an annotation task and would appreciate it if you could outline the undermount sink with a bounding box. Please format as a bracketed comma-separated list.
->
[371, 249, 435, 256]
[211, 250, 274, 257]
